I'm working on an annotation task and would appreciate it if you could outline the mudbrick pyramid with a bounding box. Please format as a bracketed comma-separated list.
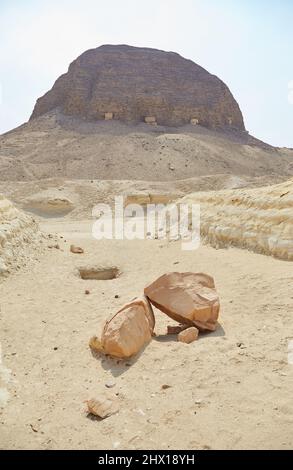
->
[31, 44, 245, 129]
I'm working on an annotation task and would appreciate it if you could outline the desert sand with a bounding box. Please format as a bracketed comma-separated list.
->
[0, 212, 293, 450]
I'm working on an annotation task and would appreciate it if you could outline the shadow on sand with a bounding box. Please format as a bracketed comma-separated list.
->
[90, 342, 149, 378]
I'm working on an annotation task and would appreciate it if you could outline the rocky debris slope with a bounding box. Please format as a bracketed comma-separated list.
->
[0, 195, 40, 277]
[31, 45, 245, 129]
[1, 113, 293, 182]
[180, 179, 293, 260]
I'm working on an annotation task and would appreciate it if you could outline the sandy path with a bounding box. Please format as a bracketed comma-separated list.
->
[0, 219, 293, 450]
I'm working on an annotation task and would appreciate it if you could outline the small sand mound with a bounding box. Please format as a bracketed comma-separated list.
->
[180, 178, 293, 260]
[24, 192, 74, 218]
[0, 194, 40, 277]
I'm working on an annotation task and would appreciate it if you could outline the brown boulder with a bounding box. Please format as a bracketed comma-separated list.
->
[90, 297, 155, 359]
[70, 244, 84, 254]
[144, 272, 220, 331]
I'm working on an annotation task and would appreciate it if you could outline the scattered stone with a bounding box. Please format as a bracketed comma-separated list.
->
[29, 424, 39, 433]
[145, 272, 220, 331]
[70, 244, 84, 254]
[87, 397, 119, 419]
[105, 380, 116, 389]
[167, 324, 189, 335]
[114, 295, 120, 299]
[178, 327, 199, 344]
[89, 297, 155, 359]
[161, 384, 172, 390]
[85, 290, 90, 295]
[194, 399, 203, 405]
[47, 243, 60, 249]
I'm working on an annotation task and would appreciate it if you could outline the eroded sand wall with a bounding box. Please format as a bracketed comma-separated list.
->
[0, 194, 40, 276]
[180, 179, 293, 260]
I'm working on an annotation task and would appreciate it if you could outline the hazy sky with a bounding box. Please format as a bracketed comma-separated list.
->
[1, 0, 292, 147]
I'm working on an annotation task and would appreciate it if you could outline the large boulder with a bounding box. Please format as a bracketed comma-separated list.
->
[31, 44, 245, 130]
[144, 272, 220, 331]
[90, 297, 155, 358]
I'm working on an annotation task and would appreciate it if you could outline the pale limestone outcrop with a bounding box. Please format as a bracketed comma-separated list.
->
[0, 194, 39, 277]
[180, 179, 293, 260]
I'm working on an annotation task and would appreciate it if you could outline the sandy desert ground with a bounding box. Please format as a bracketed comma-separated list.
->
[1, 116, 293, 450]
[1, 213, 293, 450]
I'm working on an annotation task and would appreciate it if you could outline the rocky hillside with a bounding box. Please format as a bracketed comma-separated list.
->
[1, 112, 293, 182]
[31, 45, 245, 129]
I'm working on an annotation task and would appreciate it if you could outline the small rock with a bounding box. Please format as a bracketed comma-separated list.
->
[195, 399, 203, 405]
[114, 295, 120, 299]
[70, 245, 84, 254]
[29, 424, 38, 433]
[178, 327, 199, 344]
[85, 290, 90, 295]
[167, 324, 188, 335]
[105, 380, 116, 389]
[87, 397, 119, 419]
[161, 384, 171, 390]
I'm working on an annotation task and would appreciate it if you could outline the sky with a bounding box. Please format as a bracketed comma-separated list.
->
[0, 0, 292, 147]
